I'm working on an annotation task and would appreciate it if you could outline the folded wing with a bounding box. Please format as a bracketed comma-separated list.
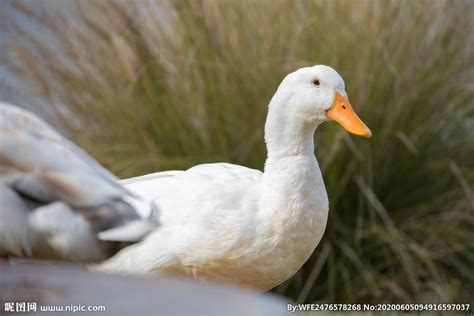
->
[122, 162, 262, 226]
[0, 103, 155, 262]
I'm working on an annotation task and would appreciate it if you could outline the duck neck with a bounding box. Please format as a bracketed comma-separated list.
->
[264, 92, 320, 160]
[260, 90, 327, 221]
[257, 92, 329, 275]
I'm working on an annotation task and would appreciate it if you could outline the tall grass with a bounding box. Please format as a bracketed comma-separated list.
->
[2, 0, 473, 304]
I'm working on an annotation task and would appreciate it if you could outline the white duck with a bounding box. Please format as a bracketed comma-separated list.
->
[98, 65, 371, 291]
[0, 104, 155, 262]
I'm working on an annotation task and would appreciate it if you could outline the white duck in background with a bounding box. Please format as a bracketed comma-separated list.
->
[0, 104, 155, 262]
[98, 65, 371, 291]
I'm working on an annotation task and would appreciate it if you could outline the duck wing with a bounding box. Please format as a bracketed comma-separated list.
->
[122, 162, 262, 227]
[0, 103, 155, 262]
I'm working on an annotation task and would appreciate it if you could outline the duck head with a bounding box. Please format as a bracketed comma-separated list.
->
[277, 65, 372, 137]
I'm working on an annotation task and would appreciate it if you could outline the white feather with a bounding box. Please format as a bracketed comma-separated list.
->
[29, 202, 105, 261]
[0, 103, 155, 262]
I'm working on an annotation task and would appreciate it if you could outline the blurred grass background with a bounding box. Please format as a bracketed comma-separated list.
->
[1, 0, 473, 304]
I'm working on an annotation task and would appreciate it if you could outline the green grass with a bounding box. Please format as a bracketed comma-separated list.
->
[2, 0, 473, 304]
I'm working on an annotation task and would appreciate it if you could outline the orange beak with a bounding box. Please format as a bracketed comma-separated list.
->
[326, 91, 372, 138]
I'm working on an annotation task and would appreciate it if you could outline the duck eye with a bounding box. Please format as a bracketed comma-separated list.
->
[312, 79, 320, 86]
